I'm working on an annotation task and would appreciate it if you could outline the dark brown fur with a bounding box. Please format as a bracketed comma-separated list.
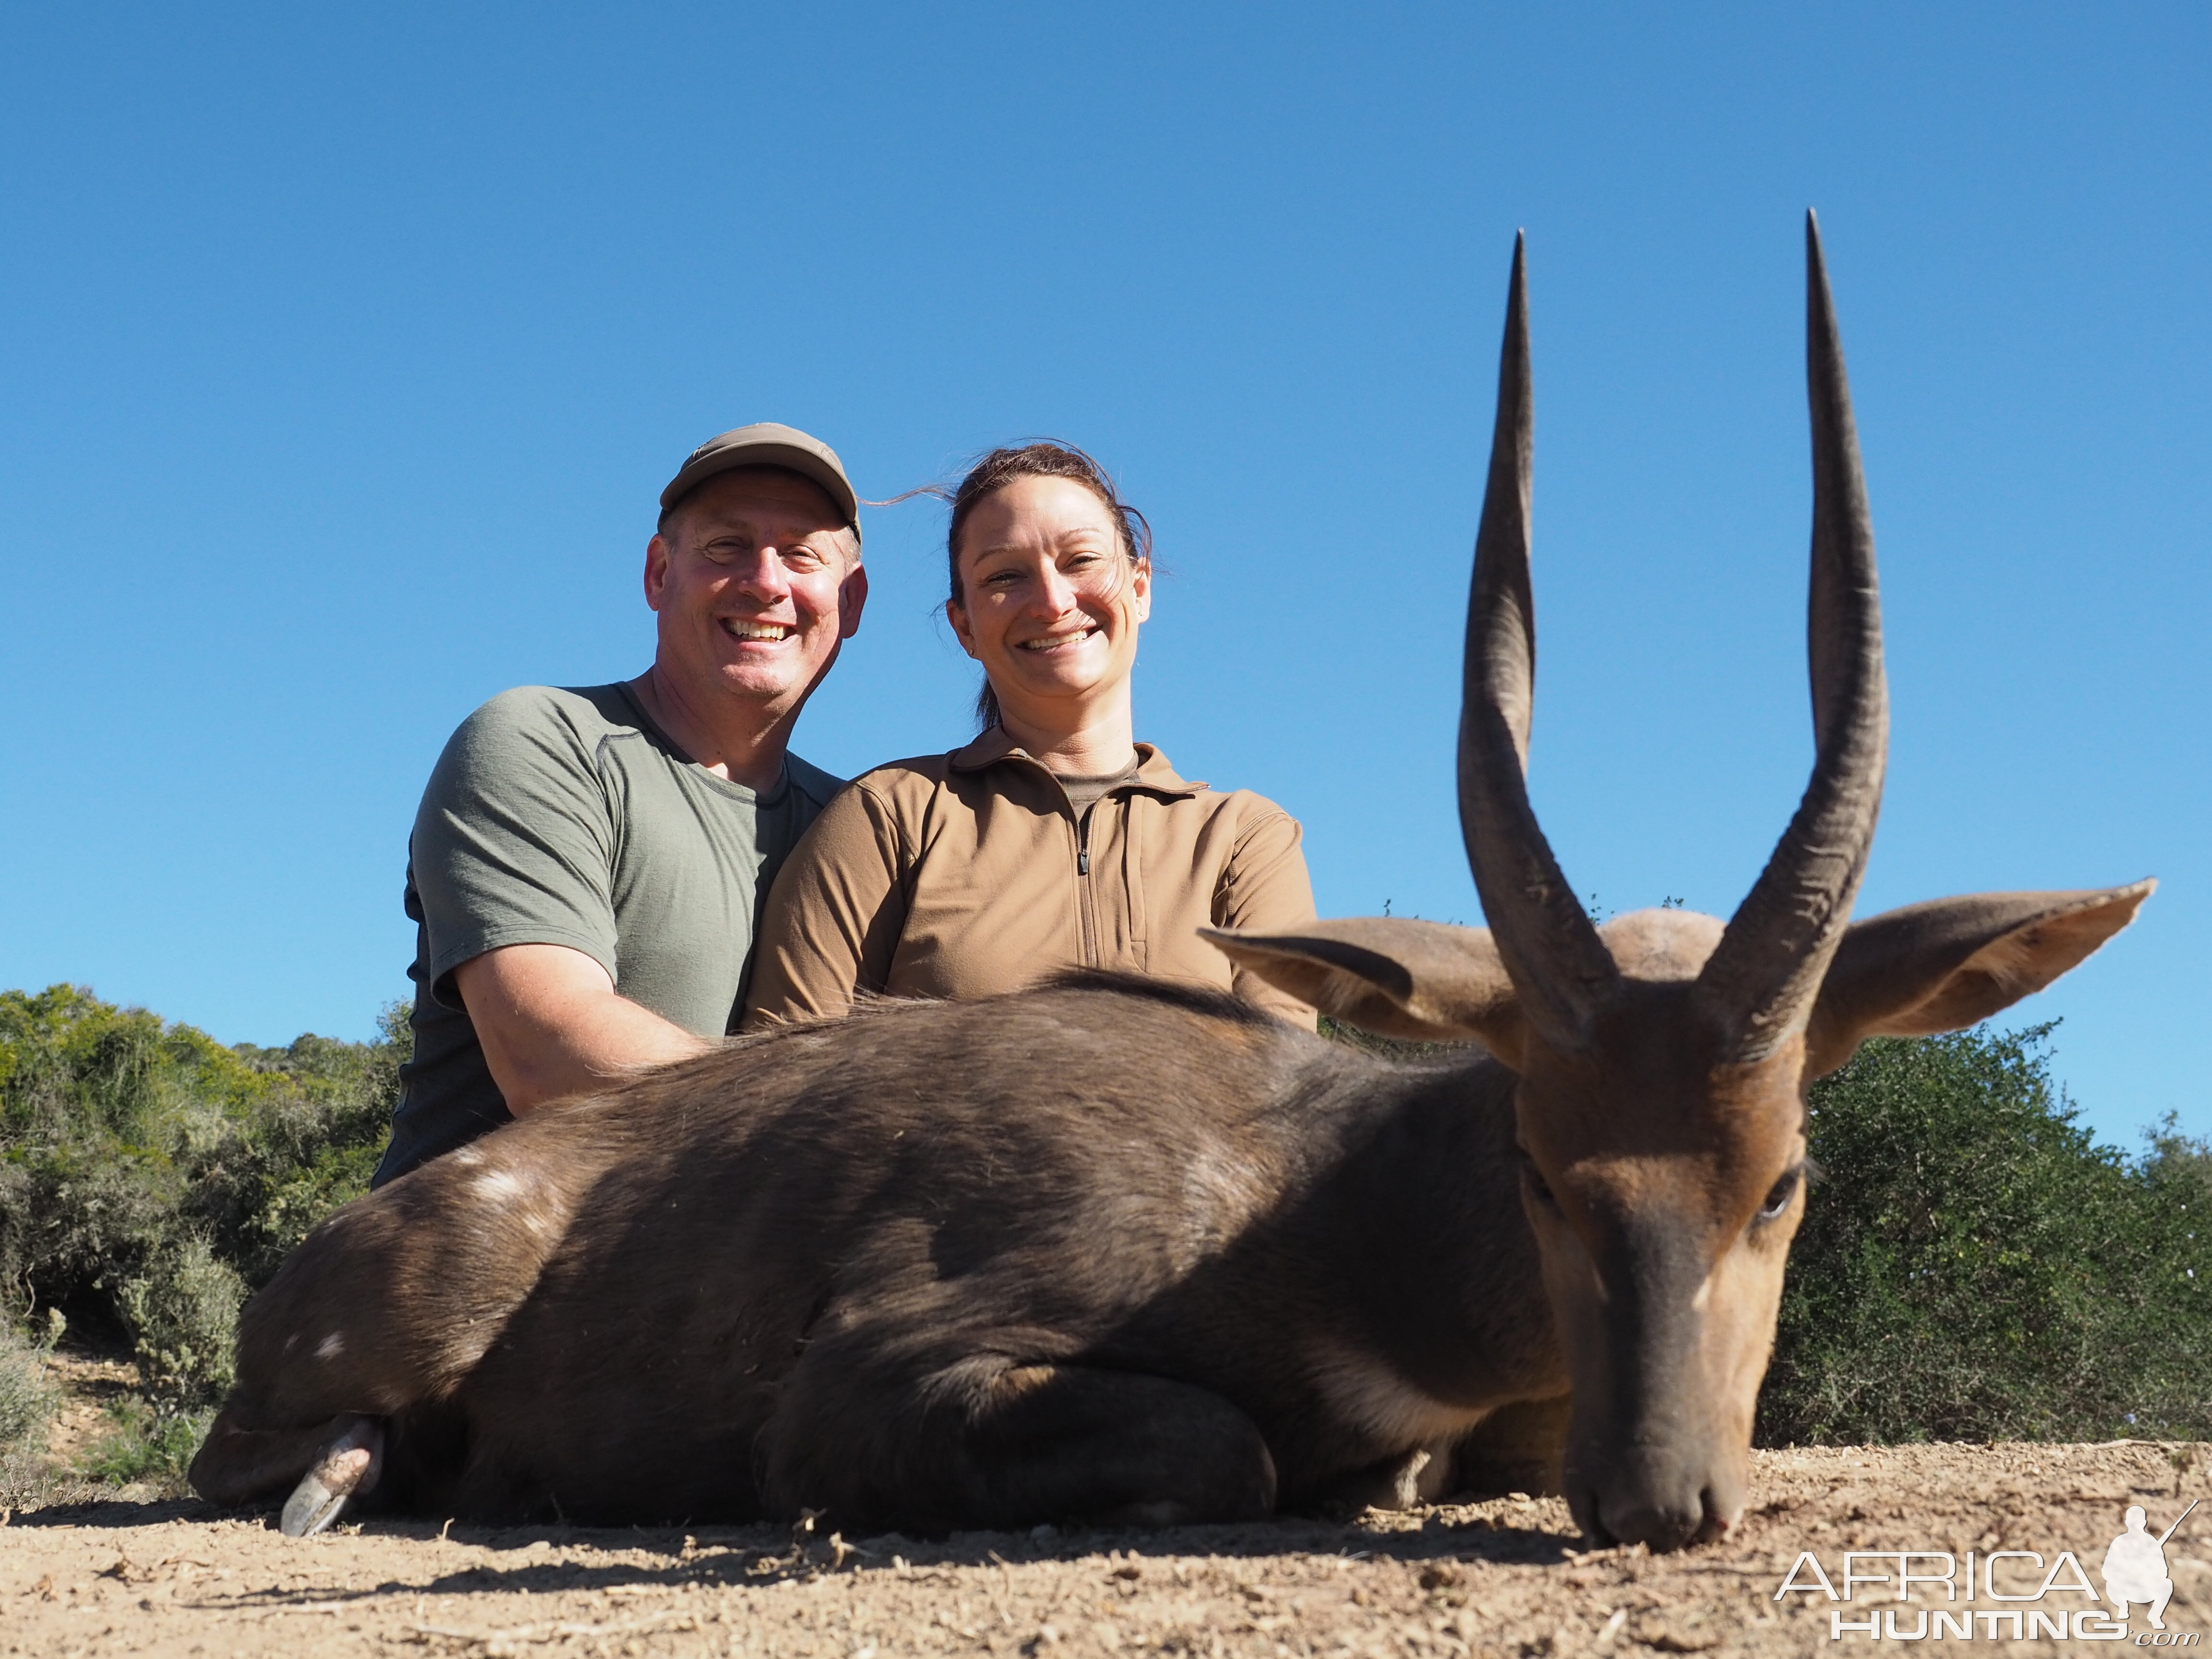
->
[194, 976, 1561, 1531]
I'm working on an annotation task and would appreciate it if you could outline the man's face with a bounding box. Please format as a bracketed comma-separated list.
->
[644, 468, 866, 720]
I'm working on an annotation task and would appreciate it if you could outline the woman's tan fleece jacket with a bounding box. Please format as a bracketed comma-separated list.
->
[741, 727, 1318, 1030]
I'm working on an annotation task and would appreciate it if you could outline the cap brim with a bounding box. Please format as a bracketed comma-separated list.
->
[659, 442, 860, 529]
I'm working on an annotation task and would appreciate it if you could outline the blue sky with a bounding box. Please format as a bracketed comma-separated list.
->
[1, 4, 2204, 1148]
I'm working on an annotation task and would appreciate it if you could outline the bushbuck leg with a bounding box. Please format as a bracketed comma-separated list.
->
[279, 1416, 385, 1536]
[190, 1414, 373, 1513]
[761, 1346, 1277, 1534]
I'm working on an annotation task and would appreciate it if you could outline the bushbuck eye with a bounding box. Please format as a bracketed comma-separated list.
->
[1519, 1156, 1560, 1211]
[1756, 1169, 1803, 1223]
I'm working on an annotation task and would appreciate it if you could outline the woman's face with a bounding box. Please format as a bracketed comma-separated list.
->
[947, 474, 1151, 726]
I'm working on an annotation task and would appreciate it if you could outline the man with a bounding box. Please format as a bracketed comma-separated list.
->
[371, 423, 868, 1185]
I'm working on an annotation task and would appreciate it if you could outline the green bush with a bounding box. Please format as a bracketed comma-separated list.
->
[77, 1399, 211, 1490]
[0, 985, 405, 1427]
[0, 1310, 61, 1503]
[0, 1315, 57, 1455]
[116, 1237, 246, 1411]
[1761, 1024, 2212, 1445]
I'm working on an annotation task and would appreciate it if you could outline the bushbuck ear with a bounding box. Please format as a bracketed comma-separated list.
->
[1804, 880, 2155, 1078]
[1201, 918, 1525, 1064]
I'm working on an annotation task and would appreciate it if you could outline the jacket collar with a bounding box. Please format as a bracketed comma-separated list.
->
[948, 725, 1203, 797]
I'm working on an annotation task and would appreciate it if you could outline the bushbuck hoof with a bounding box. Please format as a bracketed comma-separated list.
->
[279, 1416, 384, 1538]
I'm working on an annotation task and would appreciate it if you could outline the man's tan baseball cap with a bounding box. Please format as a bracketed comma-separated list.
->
[659, 422, 860, 539]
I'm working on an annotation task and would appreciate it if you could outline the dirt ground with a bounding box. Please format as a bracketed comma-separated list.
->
[4, 1442, 2208, 1658]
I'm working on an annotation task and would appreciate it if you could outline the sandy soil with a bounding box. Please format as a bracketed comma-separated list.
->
[38, 1351, 144, 1474]
[4, 1442, 2208, 1658]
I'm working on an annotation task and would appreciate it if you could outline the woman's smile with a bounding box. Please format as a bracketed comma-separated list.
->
[1017, 624, 1104, 653]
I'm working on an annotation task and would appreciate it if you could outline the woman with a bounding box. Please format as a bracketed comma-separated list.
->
[742, 442, 1317, 1028]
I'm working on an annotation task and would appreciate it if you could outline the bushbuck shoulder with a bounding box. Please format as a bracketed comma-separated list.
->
[192, 215, 2150, 1551]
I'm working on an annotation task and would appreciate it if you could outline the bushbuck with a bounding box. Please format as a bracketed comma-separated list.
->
[192, 215, 2150, 1551]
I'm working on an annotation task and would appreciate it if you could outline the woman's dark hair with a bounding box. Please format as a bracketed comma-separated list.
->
[945, 442, 1152, 732]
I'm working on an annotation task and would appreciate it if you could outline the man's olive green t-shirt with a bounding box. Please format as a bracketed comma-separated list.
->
[371, 683, 841, 1185]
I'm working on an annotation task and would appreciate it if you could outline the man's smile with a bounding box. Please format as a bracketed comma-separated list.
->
[720, 618, 795, 643]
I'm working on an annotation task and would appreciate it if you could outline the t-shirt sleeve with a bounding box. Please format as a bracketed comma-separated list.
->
[409, 690, 620, 1010]
[740, 779, 911, 1029]
[1215, 801, 1321, 1029]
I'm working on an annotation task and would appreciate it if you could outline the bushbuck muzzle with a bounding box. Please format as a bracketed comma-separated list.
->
[192, 217, 2151, 1547]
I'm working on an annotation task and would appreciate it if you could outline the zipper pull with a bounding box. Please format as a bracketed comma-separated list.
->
[1077, 848, 1090, 876]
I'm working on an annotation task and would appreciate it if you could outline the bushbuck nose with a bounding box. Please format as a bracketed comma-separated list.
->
[1590, 1484, 1716, 1552]
[1571, 1441, 1741, 1552]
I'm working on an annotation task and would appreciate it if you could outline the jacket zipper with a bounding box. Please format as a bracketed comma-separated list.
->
[1075, 803, 1099, 965]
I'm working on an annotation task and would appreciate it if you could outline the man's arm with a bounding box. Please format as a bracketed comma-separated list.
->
[456, 942, 711, 1114]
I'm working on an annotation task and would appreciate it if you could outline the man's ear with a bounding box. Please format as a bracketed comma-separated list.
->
[644, 533, 673, 611]
[1201, 918, 1526, 1067]
[839, 562, 869, 640]
[1805, 880, 2154, 1078]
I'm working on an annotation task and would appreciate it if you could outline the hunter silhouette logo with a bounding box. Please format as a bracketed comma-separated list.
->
[2106, 1501, 2197, 1632]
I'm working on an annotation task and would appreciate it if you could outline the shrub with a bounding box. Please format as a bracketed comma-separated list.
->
[0, 986, 406, 1394]
[1761, 1024, 2212, 1445]
[76, 1399, 210, 1491]
[0, 1316, 57, 1456]
[0, 1311, 60, 1503]
[116, 1237, 246, 1412]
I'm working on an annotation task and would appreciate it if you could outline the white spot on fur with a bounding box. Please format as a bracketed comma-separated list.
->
[471, 1169, 524, 1203]
[316, 1332, 345, 1360]
[1692, 1272, 1713, 1312]
[452, 1148, 484, 1167]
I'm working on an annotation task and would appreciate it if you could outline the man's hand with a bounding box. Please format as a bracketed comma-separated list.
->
[454, 944, 712, 1115]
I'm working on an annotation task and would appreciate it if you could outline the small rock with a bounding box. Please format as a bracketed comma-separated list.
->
[1632, 1608, 1723, 1653]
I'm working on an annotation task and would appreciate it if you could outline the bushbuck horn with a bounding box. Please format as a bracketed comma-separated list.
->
[1458, 231, 1623, 1051]
[1694, 210, 1891, 1056]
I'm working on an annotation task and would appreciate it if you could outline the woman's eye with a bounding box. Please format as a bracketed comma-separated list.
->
[1756, 1169, 1802, 1222]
